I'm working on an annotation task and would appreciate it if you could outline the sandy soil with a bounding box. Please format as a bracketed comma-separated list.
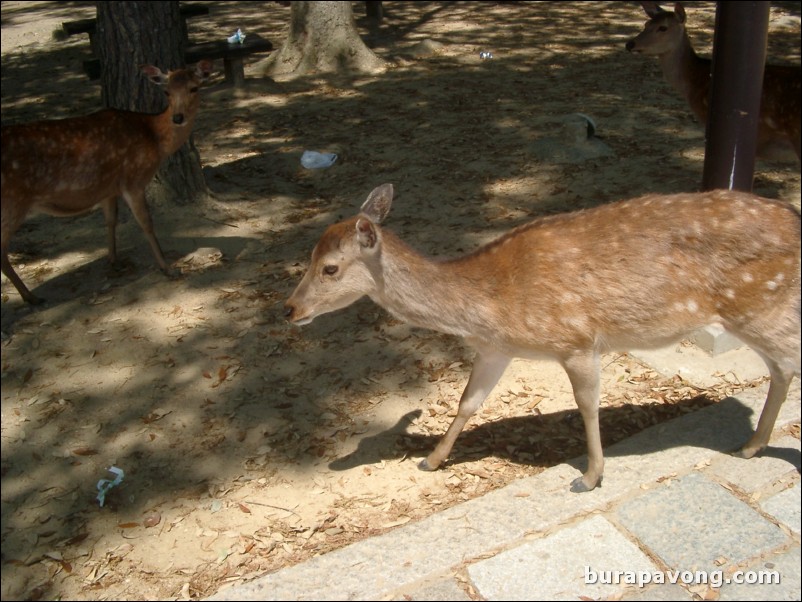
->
[1, 2, 800, 600]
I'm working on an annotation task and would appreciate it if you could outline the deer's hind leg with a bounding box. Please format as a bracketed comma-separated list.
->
[563, 350, 603, 493]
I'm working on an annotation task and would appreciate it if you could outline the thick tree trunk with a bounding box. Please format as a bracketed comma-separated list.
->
[260, 1, 386, 79]
[96, 1, 208, 205]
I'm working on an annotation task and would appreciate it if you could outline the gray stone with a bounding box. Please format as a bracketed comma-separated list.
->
[718, 546, 801, 601]
[617, 472, 789, 572]
[468, 515, 657, 601]
[393, 578, 472, 601]
[706, 435, 801, 494]
[761, 481, 801, 536]
[690, 325, 744, 356]
[621, 583, 694, 601]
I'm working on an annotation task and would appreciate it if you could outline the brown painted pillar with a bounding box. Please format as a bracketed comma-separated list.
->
[701, 1, 769, 192]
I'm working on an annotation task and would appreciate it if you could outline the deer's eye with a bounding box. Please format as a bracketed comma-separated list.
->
[658, 25, 667, 32]
[323, 265, 339, 276]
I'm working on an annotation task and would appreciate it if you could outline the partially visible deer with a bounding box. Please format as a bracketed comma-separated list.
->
[1, 60, 214, 304]
[626, 2, 801, 161]
[285, 184, 801, 493]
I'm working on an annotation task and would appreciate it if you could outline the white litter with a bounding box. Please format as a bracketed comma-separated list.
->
[301, 150, 338, 169]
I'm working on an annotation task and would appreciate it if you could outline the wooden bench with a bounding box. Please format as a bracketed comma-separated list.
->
[62, 3, 209, 52]
[185, 34, 273, 88]
[82, 34, 273, 88]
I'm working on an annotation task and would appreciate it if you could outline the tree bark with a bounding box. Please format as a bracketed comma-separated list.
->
[260, 1, 386, 80]
[96, 1, 208, 205]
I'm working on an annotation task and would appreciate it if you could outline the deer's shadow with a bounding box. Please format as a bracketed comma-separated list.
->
[328, 396, 801, 475]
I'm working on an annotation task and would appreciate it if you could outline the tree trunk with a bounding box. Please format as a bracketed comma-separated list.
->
[366, 2, 383, 23]
[96, 1, 208, 205]
[260, 1, 386, 80]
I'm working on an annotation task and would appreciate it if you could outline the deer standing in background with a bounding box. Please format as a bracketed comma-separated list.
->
[626, 2, 801, 161]
[285, 184, 800, 493]
[1, 60, 213, 305]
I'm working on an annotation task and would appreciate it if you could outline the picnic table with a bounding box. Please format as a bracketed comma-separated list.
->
[63, 4, 272, 88]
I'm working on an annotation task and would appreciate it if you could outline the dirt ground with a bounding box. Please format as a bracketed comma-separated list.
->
[1, 2, 800, 600]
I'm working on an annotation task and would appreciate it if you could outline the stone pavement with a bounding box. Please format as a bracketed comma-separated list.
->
[208, 344, 801, 601]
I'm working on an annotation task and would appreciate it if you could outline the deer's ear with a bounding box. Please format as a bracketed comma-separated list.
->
[194, 59, 214, 81]
[356, 217, 379, 249]
[640, 1, 664, 18]
[360, 184, 393, 224]
[140, 65, 168, 85]
[674, 2, 686, 23]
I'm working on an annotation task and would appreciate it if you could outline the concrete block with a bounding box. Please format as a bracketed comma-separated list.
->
[616, 472, 789, 572]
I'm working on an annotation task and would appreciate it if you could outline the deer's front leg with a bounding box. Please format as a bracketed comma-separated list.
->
[419, 349, 511, 471]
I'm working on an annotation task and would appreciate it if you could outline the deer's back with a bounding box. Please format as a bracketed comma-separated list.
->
[1, 110, 162, 216]
[451, 190, 800, 352]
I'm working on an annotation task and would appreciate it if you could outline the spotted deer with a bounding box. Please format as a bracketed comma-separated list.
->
[626, 2, 801, 161]
[1, 60, 214, 304]
[285, 184, 801, 492]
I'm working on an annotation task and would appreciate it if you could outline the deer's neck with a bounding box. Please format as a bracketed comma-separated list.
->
[658, 33, 711, 121]
[370, 231, 499, 340]
[146, 107, 196, 158]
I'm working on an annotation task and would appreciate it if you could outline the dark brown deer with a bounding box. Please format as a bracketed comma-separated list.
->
[1, 60, 213, 304]
[626, 2, 801, 161]
[285, 184, 800, 492]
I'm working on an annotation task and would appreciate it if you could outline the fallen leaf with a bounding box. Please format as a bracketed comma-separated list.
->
[463, 467, 491, 479]
[62, 532, 89, 546]
[381, 516, 411, 529]
[142, 408, 172, 424]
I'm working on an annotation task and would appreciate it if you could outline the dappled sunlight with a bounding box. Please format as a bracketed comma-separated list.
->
[2, 2, 800, 600]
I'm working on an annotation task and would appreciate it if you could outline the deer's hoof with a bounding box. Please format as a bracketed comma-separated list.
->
[733, 446, 762, 460]
[418, 458, 437, 472]
[734, 435, 769, 459]
[570, 475, 602, 493]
